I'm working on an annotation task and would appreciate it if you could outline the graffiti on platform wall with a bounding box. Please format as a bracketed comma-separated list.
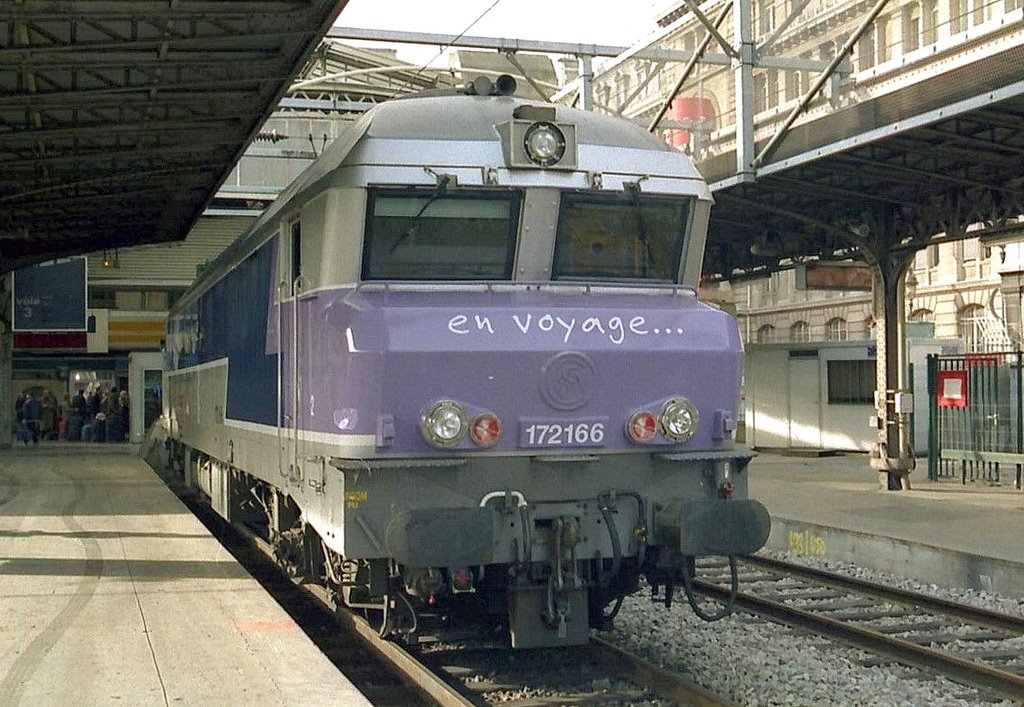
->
[788, 529, 827, 556]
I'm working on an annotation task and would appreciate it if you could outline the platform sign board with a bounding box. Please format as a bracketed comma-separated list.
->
[12, 257, 88, 332]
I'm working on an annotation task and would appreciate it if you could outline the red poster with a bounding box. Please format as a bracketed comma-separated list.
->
[936, 370, 968, 408]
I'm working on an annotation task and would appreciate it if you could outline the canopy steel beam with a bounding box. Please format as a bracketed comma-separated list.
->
[753, 0, 892, 169]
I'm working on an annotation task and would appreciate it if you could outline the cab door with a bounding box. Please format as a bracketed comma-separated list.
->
[277, 216, 303, 485]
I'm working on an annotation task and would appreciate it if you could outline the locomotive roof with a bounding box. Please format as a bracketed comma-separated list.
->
[181, 93, 704, 309]
[366, 94, 672, 152]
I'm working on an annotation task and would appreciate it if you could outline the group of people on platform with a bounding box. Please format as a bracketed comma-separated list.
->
[15, 386, 129, 445]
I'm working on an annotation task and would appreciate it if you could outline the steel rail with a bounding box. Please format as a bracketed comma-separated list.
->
[743, 554, 1024, 635]
[693, 567, 1024, 701]
[590, 636, 733, 706]
[330, 609, 475, 707]
[235, 526, 474, 707]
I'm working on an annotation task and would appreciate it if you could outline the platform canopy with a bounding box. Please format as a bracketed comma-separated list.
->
[0, 0, 346, 274]
[699, 46, 1024, 280]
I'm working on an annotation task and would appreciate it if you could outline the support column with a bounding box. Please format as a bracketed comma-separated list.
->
[578, 55, 594, 112]
[733, 0, 755, 180]
[870, 252, 916, 490]
[0, 274, 12, 449]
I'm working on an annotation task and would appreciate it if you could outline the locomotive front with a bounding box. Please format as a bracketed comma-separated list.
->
[312, 78, 771, 648]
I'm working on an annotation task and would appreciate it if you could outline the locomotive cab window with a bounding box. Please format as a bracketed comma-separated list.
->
[362, 189, 521, 280]
[552, 192, 690, 282]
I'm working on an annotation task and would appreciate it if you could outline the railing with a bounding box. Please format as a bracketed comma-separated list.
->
[927, 351, 1023, 489]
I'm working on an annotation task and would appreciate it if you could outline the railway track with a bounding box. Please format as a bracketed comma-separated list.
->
[692, 554, 1024, 702]
[413, 634, 729, 706]
[165, 470, 731, 705]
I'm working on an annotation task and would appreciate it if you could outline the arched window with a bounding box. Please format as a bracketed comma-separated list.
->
[756, 324, 776, 344]
[790, 320, 810, 342]
[958, 304, 986, 353]
[826, 317, 848, 341]
[909, 308, 934, 323]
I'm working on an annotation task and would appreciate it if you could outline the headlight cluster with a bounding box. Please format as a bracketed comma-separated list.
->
[523, 121, 566, 167]
[421, 401, 502, 449]
[626, 398, 699, 444]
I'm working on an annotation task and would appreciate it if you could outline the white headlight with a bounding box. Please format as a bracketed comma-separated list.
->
[659, 398, 699, 443]
[523, 122, 566, 167]
[421, 400, 468, 447]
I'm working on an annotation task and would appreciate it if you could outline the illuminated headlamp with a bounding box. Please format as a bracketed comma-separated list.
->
[659, 398, 699, 443]
[523, 121, 566, 167]
[421, 400, 468, 448]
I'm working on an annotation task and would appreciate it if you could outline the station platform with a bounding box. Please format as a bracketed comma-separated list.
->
[0, 443, 370, 706]
[749, 451, 1024, 599]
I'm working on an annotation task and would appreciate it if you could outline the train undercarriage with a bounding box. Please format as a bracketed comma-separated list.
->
[166, 440, 769, 648]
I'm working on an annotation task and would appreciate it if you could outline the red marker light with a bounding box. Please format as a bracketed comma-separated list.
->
[470, 413, 502, 447]
[627, 411, 658, 443]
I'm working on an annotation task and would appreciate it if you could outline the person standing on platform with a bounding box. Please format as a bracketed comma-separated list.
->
[20, 393, 41, 445]
[59, 393, 72, 440]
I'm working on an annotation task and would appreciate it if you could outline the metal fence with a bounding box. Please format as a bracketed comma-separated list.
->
[927, 352, 1023, 490]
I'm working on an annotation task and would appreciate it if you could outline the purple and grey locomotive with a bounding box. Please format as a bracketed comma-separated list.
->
[164, 75, 770, 648]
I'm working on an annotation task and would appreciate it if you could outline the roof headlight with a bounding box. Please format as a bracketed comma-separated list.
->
[659, 398, 699, 443]
[421, 400, 468, 448]
[523, 121, 566, 167]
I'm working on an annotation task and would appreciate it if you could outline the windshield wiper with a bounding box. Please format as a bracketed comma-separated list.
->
[388, 174, 451, 254]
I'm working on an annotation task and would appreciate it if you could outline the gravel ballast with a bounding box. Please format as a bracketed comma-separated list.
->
[606, 551, 1023, 706]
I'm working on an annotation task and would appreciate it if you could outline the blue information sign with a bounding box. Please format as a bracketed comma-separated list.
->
[12, 257, 88, 332]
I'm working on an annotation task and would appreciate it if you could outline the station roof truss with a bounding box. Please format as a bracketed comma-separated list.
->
[0, 0, 346, 275]
[699, 46, 1024, 281]
[279, 40, 457, 116]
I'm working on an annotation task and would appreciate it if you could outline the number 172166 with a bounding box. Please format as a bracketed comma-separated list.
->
[519, 418, 608, 448]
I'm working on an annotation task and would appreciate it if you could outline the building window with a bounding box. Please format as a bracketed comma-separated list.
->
[766, 70, 779, 109]
[909, 308, 934, 323]
[145, 291, 169, 311]
[923, 0, 939, 44]
[950, 0, 969, 33]
[785, 70, 801, 102]
[958, 304, 986, 353]
[961, 238, 981, 279]
[827, 360, 876, 404]
[826, 317, 848, 341]
[89, 289, 116, 308]
[876, 15, 890, 63]
[857, 25, 877, 70]
[790, 320, 810, 342]
[617, 71, 632, 106]
[756, 324, 776, 343]
[753, 73, 767, 113]
[757, 0, 777, 36]
[902, 4, 921, 52]
[115, 291, 144, 310]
